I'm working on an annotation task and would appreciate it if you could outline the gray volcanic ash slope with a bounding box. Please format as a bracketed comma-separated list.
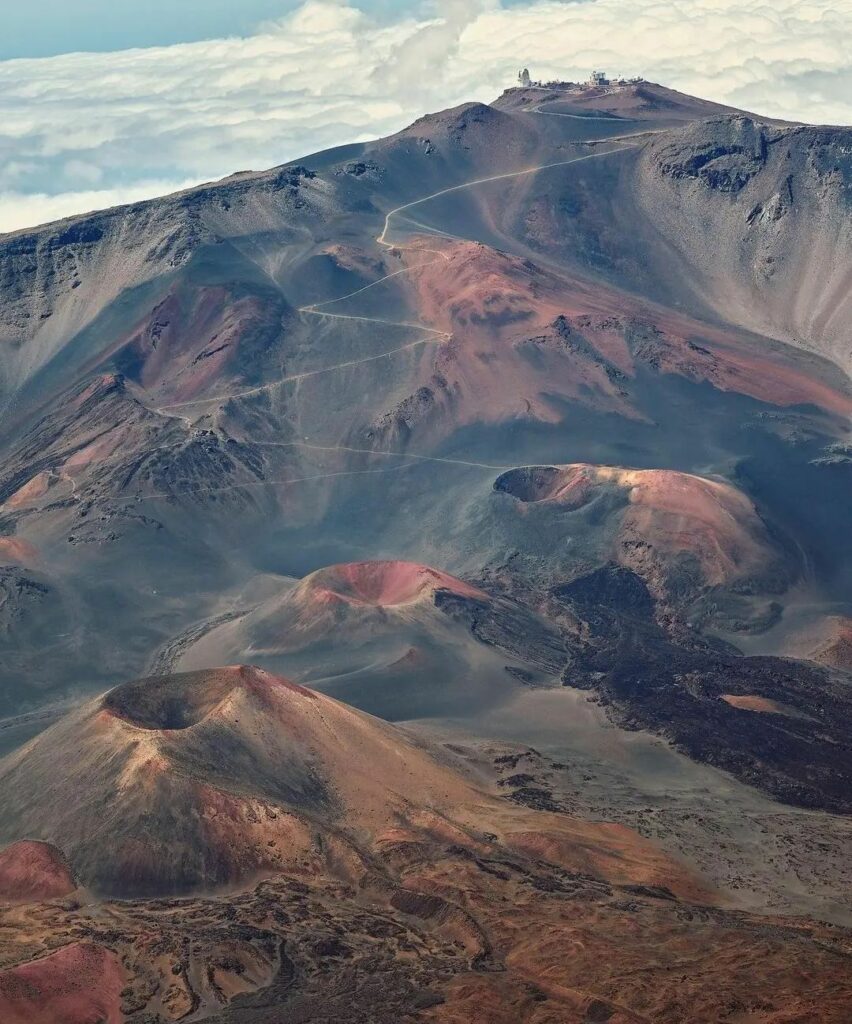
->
[0, 80, 850, 820]
[636, 116, 852, 371]
[1, 79, 852, 1024]
[167, 560, 565, 723]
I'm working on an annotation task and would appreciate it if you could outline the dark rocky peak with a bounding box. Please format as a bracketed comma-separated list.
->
[334, 160, 383, 180]
[651, 115, 779, 193]
[648, 114, 852, 206]
[396, 101, 515, 148]
[405, 101, 497, 131]
[272, 164, 318, 189]
[784, 124, 852, 193]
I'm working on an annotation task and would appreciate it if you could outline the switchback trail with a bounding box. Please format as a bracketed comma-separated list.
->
[44, 129, 647, 508]
[156, 336, 439, 413]
[156, 141, 637, 418]
[252, 439, 511, 472]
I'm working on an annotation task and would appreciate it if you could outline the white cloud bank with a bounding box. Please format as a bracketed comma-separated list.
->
[1, 0, 850, 233]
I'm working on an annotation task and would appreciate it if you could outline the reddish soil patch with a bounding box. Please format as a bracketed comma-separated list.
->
[409, 241, 852, 421]
[0, 538, 39, 565]
[305, 560, 486, 607]
[3, 474, 51, 510]
[108, 284, 277, 405]
[0, 841, 75, 904]
[0, 942, 124, 1024]
[720, 695, 806, 718]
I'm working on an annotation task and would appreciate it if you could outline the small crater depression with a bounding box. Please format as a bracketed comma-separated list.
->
[102, 668, 244, 730]
[494, 466, 594, 508]
[494, 466, 564, 502]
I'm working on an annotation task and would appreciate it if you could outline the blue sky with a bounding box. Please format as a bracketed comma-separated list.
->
[0, 0, 850, 233]
[2, 2, 305, 58]
[0, 1, 454, 58]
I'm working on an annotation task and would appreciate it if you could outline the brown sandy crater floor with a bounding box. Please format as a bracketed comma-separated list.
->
[0, 830, 849, 1024]
[0, 667, 849, 1022]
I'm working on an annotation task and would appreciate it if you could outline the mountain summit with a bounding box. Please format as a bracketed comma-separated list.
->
[0, 79, 850, 1023]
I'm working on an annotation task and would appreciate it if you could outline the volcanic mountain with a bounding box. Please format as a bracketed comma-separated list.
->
[291, 559, 487, 612]
[0, 665, 476, 895]
[1, 78, 851, 1022]
[169, 561, 565, 720]
[491, 462, 790, 621]
[0, 665, 686, 898]
[0, 80, 849, 713]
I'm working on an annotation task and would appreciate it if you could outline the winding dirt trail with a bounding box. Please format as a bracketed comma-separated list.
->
[112, 444, 511, 506]
[157, 140, 638, 420]
[253, 440, 511, 472]
[156, 336, 439, 413]
[25, 128, 645, 510]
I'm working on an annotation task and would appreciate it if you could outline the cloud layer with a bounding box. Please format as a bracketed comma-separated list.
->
[1, 0, 850, 233]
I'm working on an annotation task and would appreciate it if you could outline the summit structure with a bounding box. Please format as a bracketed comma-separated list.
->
[514, 67, 645, 91]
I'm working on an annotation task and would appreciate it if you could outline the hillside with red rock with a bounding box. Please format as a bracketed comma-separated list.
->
[0, 79, 850, 1021]
[1, 665, 851, 1022]
[0, 840, 75, 903]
